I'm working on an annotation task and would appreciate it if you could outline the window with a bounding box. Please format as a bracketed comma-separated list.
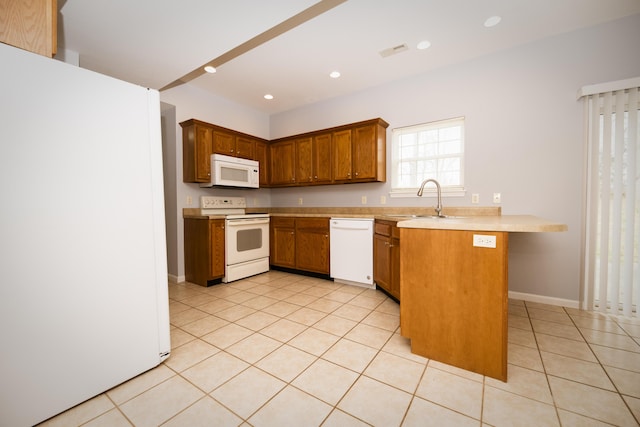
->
[391, 117, 464, 196]
[582, 83, 639, 317]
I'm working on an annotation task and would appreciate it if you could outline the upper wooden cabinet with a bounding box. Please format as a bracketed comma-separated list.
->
[271, 118, 388, 187]
[332, 129, 352, 181]
[333, 120, 387, 183]
[181, 117, 387, 187]
[213, 129, 256, 160]
[255, 139, 269, 186]
[181, 120, 213, 183]
[270, 140, 296, 185]
[312, 133, 332, 184]
[180, 119, 267, 183]
[0, 0, 57, 57]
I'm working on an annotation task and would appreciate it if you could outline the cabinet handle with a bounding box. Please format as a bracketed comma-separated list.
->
[314, 175, 318, 179]
[230, 149, 234, 153]
[355, 172, 359, 176]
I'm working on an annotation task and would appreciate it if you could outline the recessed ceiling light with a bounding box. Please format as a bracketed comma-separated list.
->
[484, 16, 501, 28]
[204, 65, 216, 73]
[416, 40, 431, 50]
[264, 94, 274, 100]
[329, 71, 341, 79]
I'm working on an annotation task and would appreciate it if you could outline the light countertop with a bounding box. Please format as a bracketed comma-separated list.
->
[395, 215, 567, 232]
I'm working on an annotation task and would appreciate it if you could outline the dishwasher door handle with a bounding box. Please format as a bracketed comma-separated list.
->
[331, 223, 371, 231]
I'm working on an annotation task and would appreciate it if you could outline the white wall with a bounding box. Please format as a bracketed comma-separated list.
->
[160, 84, 272, 280]
[268, 14, 640, 304]
[159, 14, 639, 304]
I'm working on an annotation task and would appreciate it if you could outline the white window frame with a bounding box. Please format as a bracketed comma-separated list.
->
[390, 117, 465, 198]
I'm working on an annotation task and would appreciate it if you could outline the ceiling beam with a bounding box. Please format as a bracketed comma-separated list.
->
[160, 0, 348, 91]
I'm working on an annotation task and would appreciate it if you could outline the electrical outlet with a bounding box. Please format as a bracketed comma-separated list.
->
[471, 194, 479, 204]
[186, 195, 192, 206]
[361, 196, 367, 204]
[298, 198, 303, 205]
[493, 193, 501, 203]
[473, 234, 497, 248]
[380, 195, 386, 205]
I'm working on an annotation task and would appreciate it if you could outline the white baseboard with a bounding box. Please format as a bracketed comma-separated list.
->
[168, 274, 184, 284]
[508, 291, 579, 309]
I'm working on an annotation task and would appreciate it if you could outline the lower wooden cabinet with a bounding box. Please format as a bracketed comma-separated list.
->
[270, 216, 330, 275]
[270, 217, 296, 268]
[373, 220, 400, 300]
[184, 218, 225, 286]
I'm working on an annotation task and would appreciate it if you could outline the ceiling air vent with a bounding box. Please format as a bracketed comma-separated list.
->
[379, 43, 408, 58]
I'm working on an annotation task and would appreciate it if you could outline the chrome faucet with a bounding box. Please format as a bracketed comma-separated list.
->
[417, 179, 444, 217]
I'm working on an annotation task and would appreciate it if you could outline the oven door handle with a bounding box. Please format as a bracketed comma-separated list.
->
[226, 218, 270, 226]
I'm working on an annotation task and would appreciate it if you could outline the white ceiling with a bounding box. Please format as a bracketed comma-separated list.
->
[57, 0, 640, 115]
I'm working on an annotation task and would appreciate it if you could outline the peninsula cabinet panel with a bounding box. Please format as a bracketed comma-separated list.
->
[181, 120, 213, 183]
[184, 218, 225, 286]
[270, 140, 296, 186]
[400, 228, 508, 381]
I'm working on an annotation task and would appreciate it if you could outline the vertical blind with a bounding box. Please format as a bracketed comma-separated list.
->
[582, 82, 639, 317]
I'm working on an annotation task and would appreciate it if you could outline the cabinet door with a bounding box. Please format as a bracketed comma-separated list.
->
[182, 123, 213, 183]
[195, 125, 213, 182]
[210, 220, 225, 278]
[270, 140, 296, 185]
[373, 233, 392, 293]
[295, 218, 330, 274]
[313, 133, 332, 183]
[295, 137, 313, 184]
[213, 130, 236, 156]
[270, 218, 296, 268]
[254, 140, 269, 186]
[352, 124, 377, 180]
[235, 136, 255, 160]
[332, 129, 352, 181]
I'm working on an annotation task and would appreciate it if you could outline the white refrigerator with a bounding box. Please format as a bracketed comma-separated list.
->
[0, 43, 170, 426]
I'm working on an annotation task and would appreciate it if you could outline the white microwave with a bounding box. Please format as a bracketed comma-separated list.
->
[200, 153, 259, 188]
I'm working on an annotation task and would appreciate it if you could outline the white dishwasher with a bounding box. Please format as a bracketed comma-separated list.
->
[330, 218, 375, 289]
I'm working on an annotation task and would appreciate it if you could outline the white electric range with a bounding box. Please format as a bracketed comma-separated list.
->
[200, 196, 270, 282]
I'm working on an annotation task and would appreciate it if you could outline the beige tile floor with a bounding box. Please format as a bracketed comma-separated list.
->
[40, 271, 640, 426]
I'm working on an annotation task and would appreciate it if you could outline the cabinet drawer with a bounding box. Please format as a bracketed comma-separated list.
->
[271, 217, 295, 228]
[374, 222, 392, 236]
[296, 217, 329, 231]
